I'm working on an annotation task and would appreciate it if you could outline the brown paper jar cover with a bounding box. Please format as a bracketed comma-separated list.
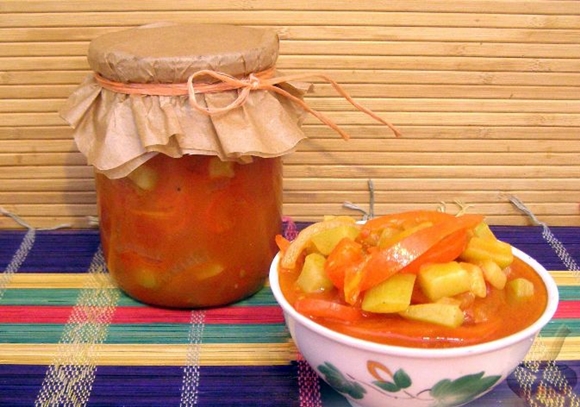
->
[59, 23, 308, 179]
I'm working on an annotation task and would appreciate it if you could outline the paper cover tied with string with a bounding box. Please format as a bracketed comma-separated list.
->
[59, 23, 311, 179]
[60, 23, 400, 179]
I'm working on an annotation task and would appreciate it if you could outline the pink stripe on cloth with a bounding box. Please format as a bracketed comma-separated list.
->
[0, 305, 73, 323]
[297, 354, 323, 407]
[554, 300, 580, 319]
[108, 305, 284, 324]
[4, 300, 578, 324]
[0, 304, 285, 324]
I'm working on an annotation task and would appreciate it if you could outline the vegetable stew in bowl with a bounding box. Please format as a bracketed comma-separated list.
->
[270, 210, 559, 407]
[275, 210, 548, 348]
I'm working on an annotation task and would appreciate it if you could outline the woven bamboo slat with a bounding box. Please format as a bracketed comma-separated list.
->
[2, 11, 580, 30]
[0, 192, 96, 205]
[5, 39, 580, 57]
[0, 0, 577, 14]
[0, 1, 578, 228]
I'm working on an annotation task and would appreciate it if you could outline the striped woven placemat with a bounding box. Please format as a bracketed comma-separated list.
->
[0, 221, 578, 407]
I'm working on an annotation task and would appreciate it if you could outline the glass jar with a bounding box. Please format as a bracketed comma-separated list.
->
[60, 23, 308, 308]
[96, 154, 282, 307]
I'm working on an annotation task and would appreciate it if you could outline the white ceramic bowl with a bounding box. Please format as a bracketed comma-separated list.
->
[270, 247, 559, 407]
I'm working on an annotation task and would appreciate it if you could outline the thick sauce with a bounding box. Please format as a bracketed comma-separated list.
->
[279, 256, 548, 348]
[97, 154, 282, 308]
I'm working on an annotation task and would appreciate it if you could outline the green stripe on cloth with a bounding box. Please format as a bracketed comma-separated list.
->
[1, 320, 575, 345]
[0, 289, 93, 306]
[0, 324, 66, 343]
[232, 286, 280, 306]
[558, 286, 580, 301]
[542, 320, 580, 337]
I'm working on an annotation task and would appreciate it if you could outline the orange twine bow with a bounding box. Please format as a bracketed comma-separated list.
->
[94, 68, 401, 140]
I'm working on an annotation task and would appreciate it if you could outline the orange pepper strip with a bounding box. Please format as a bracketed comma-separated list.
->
[359, 210, 455, 243]
[275, 234, 291, 254]
[344, 214, 484, 304]
[294, 298, 364, 322]
[324, 237, 364, 289]
[399, 228, 469, 275]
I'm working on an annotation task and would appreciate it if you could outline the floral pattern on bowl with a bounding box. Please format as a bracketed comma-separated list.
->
[317, 360, 502, 407]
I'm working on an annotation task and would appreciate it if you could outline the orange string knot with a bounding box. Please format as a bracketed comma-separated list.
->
[94, 68, 401, 140]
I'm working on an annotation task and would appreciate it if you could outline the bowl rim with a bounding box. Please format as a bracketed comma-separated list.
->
[269, 245, 560, 359]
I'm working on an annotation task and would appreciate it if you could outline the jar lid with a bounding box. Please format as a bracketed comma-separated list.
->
[87, 23, 280, 83]
[60, 23, 308, 179]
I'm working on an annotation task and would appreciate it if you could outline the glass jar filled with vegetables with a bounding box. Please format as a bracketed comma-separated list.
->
[95, 154, 282, 307]
[59, 23, 308, 307]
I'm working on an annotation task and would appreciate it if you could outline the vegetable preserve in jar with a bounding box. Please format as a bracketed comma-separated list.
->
[96, 154, 282, 307]
[59, 23, 309, 307]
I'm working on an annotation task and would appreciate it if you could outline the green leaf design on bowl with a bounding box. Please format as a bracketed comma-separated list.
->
[393, 369, 412, 389]
[373, 379, 400, 393]
[318, 362, 367, 400]
[318, 360, 501, 406]
[373, 368, 412, 393]
[430, 371, 502, 406]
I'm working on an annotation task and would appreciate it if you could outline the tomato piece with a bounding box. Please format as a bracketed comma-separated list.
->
[344, 214, 484, 304]
[324, 237, 364, 289]
[294, 298, 363, 322]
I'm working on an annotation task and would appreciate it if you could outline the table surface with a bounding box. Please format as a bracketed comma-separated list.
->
[0, 222, 578, 406]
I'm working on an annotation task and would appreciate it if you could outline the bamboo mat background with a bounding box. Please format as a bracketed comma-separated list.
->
[0, 0, 579, 228]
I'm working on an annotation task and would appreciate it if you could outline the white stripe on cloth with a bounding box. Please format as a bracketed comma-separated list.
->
[180, 310, 206, 407]
[0, 228, 35, 301]
[0, 207, 70, 301]
[509, 196, 580, 406]
[34, 247, 120, 407]
[510, 196, 579, 275]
